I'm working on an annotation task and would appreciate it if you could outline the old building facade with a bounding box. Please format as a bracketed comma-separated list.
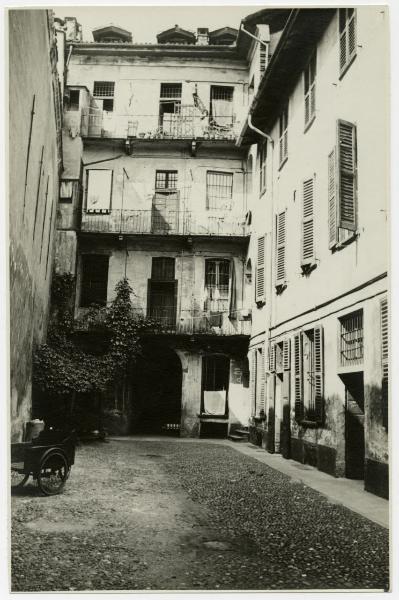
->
[9, 10, 63, 441]
[56, 21, 255, 438]
[239, 7, 389, 498]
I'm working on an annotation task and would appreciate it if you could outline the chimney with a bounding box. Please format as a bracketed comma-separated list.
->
[196, 28, 209, 45]
[64, 17, 82, 42]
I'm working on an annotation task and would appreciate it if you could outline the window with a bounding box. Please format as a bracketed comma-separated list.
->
[255, 235, 265, 304]
[202, 355, 229, 416]
[294, 326, 324, 423]
[304, 52, 316, 127]
[206, 171, 233, 210]
[250, 346, 265, 417]
[380, 298, 388, 430]
[151, 257, 175, 281]
[86, 169, 113, 213]
[204, 259, 230, 319]
[210, 86, 234, 128]
[93, 81, 115, 112]
[278, 106, 288, 166]
[339, 8, 356, 76]
[159, 83, 182, 133]
[80, 255, 109, 307]
[339, 310, 363, 367]
[328, 120, 357, 248]
[301, 177, 315, 269]
[155, 170, 178, 191]
[60, 180, 73, 203]
[259, 140, 267, 194]
[275, 211, 286, 289]
[69, 89, 80, 111]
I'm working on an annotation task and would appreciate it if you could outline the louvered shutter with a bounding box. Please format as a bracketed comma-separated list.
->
[301, 177, 315, 265]
[314, 325, 324, 423]
[250, 350, 256, 416]
[294, 333, 303, 421]
[380, 298, 388, 430]
[283, 339, 291, 371]
[256, 235, 265, 303]
[259, 45, 267, 76]
[258, 347, 266, 414]
[276, 211, 286, 285]
[339, 9, 356, 73]
[328, 148, 338, 248]
[338, 120, 357, 231]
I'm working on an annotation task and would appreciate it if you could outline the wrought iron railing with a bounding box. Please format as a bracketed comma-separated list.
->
[81, 209, 247, 237]
[79, 110, 241, 141]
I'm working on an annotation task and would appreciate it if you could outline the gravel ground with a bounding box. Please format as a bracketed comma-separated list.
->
[11, 440, 389, 592]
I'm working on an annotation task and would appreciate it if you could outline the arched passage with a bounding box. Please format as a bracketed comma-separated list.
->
[131, 342, 182, 434]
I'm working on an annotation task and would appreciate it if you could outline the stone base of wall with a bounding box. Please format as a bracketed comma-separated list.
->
[291, 437, 337, 477]
[365, 458, 389, 499]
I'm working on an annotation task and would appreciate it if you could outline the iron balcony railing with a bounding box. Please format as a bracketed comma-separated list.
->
[81, 209, 247, 237]
[79, 110, 241, 141]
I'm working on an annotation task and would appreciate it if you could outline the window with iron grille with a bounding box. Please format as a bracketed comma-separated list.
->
[339, 8, 356, 76]
[259, 140, 267, 194]
[93, 81, 115, 112]
[206, 171, 233, 210]
[160, 83, 182, 99]
[339, 310, 363, 367]
[279, 106, 288, 167]
[209, 86, 234, 128]
[304, 51, 316, 127]
[80, 255, 109, 307]
[155, 170, 178, 191]
[151, 257, 175, 281]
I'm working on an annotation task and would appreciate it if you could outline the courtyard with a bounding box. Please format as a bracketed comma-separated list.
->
[11, 438, 389, 592]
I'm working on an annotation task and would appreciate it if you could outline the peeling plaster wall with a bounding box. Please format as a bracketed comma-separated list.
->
[9, 10, 61, 441]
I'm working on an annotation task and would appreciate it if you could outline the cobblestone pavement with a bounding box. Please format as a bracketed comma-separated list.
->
[11, 440, 389, 591]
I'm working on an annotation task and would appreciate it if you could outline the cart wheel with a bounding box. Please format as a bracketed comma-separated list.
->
[11, 471, 29, 489]
[37, 452, 68, 496]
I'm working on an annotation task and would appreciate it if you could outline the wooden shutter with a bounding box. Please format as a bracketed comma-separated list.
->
[328, 148, 338, 248]
[314, 325, 324, 423]
[276, 211, 286, 285]
[338, 120, 357, 231]
[250, 350, 256, 416]
[301, 177, 314, 265]
[256, 235, 265, 303]
[259, 45, 267, 76]
[283, 339, 291, 371]
[294, 333, 303, 421]
[339, 9, 356, 73]
[258, 347, 266, 414]
[380, 298, 388, 430]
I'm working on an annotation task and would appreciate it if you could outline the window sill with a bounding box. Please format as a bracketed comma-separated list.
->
[255, 299, 266, 308]
[278, 156, 288, 172]
[330, 230, 358, 252]
[300, 262, 317, 276]
[275, 282, 287, 295]
[304, 114, 316, 134]
[339, 53, 357, 81]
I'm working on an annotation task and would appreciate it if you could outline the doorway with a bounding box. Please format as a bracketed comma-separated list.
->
[133, 343, 182, 434]
[343, 372, 365, 479]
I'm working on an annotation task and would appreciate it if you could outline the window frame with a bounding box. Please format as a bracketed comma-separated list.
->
[259, 139, 267, 195]
[79, 254, 109, 308]
[85, 169, 113, 214]
[339, 8, 357, 78]
[206, 170, 233, 211]
[278, 105, 288, 168]
[294, 325, 324, 425]
[304, 51, 317, 130]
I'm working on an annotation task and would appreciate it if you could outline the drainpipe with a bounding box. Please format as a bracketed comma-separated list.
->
[247, 113, 273, 146]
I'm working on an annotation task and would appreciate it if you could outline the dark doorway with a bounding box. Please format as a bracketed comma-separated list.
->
[343, 372, 365, 479]
[132, 344, 182, 434]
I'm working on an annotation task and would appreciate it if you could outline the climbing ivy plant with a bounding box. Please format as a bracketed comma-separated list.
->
[33, 274, 160, 403]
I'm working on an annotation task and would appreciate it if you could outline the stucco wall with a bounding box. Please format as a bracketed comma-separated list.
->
[9, 10, 61, 441]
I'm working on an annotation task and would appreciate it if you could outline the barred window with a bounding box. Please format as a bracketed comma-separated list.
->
[160, 83, 182, 99]
[93, 81, 115, 97]
[339, 310, 363, 367]
[206, 171, 233, 210]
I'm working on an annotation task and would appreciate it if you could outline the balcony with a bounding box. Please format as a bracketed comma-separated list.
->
[79, 109, 242, 141]
[137, 307, 251, 336]
[81, 208, 247, 237]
